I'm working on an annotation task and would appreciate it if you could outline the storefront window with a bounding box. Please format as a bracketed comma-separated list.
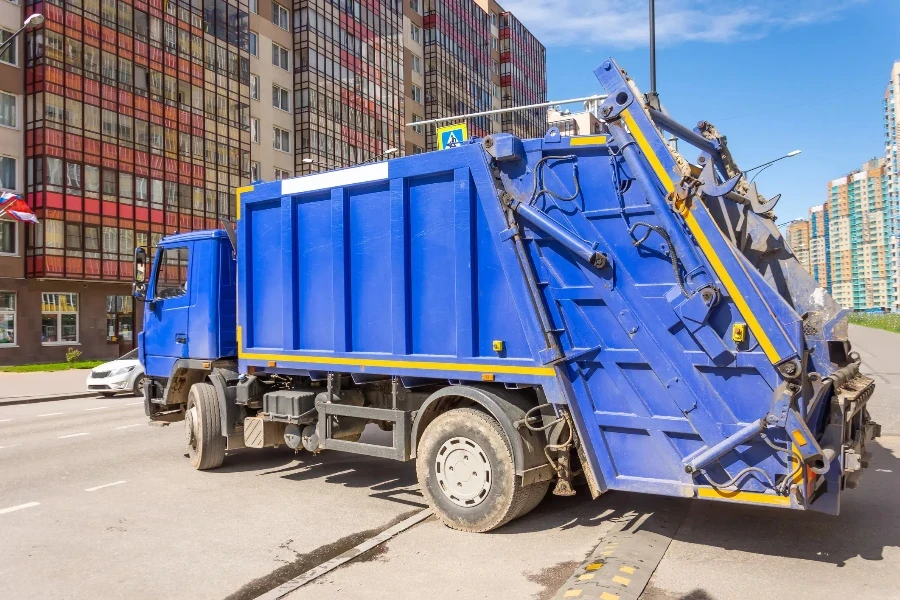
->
[41, 292, 79, 344]
[106, 295, 134, 343]
[0, 291, 15, 346]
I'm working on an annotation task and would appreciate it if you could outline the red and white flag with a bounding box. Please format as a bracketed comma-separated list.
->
[0, 192, 38, 224]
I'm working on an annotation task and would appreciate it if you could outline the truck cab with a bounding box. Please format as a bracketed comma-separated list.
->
[134, 230, 237, 396]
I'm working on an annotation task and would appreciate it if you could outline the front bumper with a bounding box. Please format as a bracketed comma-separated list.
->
[86, 374, 131, 392]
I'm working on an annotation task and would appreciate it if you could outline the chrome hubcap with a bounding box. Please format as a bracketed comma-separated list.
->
[435, 436, 492, 507]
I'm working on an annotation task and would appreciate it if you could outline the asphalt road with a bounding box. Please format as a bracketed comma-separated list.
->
[1, 324, 898, 600]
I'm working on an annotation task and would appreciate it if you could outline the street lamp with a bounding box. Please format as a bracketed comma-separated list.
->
[0, 14, 45, 57]
[744, 150, 801, 184]
[360, 147, 398, 165]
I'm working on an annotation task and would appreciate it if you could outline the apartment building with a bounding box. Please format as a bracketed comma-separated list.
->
[547, 104, 606, 137]
[409, 0, 545, 151]
[497, 9, 545, 139]
[808, 204, 830, 291]
[248, 0, 294, 181]
[293, 0, 404, 174]
[0, 0, 251, 365]
[885, 60, 899, 311]
[828, 158, 892, 311]
[784, 219, 810, 274]
[0, 0, 26, 350]
[1, 0, 544, 364]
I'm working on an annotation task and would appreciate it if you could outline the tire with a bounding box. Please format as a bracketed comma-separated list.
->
[132, 374, 146, 397]
[516, 480, 551, 519]
[416, 408, 529, 532]
[185, 383, 225, 470]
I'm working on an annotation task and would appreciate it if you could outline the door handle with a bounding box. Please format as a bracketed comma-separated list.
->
[175, 335, 187, 344]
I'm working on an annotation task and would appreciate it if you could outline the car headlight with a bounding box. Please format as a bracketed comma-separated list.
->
[108, 366, 136, 377]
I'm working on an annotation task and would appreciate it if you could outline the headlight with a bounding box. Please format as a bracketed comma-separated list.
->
[108, 366, 136, 377]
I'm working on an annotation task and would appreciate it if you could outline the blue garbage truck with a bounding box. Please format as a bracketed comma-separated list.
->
[132, 59, 878, 532]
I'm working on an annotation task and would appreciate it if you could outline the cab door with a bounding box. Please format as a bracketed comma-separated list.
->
[142, 244, 192, 377]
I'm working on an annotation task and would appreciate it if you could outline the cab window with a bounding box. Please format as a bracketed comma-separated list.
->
[154, 246, 189, 299]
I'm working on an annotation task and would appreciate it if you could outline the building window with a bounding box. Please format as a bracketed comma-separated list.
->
[410, 23, 421, 44]
[0, 29, 17, 67]
[411, 84, 422, 104]
[272, 85, 290, 111]
[0, 92, 15, 128]
[251, 117, 260, 143]
[274, 168, 291, 180]
[0, 291, 14, 346]
[250, 161, 260, 181]
[106, 295, 134, 343]
[250, 74, 259, 100]
[409, 0, 419, 13]
[412, 55, 421, 74]
[249, 31, 258, 56]
[0, 221, 15, 254]
[274, 126, 291, 153]
[0, 156, 15, 190]
[272, 43, 289, 70]
[271, 2, 289, 30]
[41, 293, 79, 345]
[412, 144, 423, 154]
[155, 246, 189, 299]
[249, 0, 257, 14]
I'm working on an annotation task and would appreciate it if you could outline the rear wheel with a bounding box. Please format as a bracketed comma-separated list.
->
[416, 408, 530, 532]
[185, 383, 225, 470]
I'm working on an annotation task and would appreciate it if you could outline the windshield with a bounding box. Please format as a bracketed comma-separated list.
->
[120, 349, 138, 360]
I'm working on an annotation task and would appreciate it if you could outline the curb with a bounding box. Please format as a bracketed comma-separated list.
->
[0, 391, 102, 407]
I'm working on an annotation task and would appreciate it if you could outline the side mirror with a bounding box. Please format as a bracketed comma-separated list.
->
[133, 247, 149, 302]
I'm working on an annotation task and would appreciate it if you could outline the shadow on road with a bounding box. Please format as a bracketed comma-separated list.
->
[665, 439, 900, 568]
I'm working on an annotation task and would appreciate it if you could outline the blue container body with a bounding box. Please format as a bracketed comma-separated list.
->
[233, 122, 855, 510]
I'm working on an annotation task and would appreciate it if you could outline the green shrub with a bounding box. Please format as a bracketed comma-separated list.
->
[65, 348, 83, 365]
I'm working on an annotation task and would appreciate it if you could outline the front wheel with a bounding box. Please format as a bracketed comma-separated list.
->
[132, 374, 146, 397]
[185, 383, 225, 470]
[416, 408, 531, 532]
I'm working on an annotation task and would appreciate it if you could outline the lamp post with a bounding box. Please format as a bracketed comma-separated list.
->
[0, 14, 45, 57]
[360, 147, 398, 165]
[744, 150, 801, 184]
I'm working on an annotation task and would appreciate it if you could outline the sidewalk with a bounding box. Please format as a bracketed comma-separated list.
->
[0, 369, 97, 405]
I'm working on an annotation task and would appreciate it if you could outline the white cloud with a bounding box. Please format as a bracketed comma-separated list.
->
[498, 0, 865, 48]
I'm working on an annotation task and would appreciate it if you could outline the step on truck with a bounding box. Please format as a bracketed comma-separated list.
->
[133, 59, 879, 532]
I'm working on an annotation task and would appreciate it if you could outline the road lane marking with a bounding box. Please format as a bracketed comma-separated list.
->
[0, 418, 13, 423]
[84, 407, 107, 411]
[115, 424, 142, 429]
[126, 401, 144, 405]
[85, 480, 127, 492]
[0, 502, 40, 515]
[253, 509, 432, 600]
[0, 444, 22, 450]
[38, 412, 65, 417]
[58, 433, 89, 439]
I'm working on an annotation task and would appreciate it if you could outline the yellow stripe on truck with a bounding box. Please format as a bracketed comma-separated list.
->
[237, 329, 553, 376]
[235, 185, 254, 220]
[239, 349, 557, 377]
[569, 135, 608, 146]
[698, 487, 791, 506]
[620, 109, 782, 364]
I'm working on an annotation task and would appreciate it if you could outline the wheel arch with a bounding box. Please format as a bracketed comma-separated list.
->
[410, 385, 549, 477]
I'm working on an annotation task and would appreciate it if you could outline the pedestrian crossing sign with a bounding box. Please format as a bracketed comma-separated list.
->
[437, 123, 468, 150]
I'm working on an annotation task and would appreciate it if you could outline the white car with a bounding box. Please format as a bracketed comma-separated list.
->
[86, 349, 146, 397]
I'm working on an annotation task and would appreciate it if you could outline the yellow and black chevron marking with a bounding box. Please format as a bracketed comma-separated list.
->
[551, 503, 686, 600]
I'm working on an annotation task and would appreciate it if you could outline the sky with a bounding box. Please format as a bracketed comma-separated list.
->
[501, 0, 900, 223]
